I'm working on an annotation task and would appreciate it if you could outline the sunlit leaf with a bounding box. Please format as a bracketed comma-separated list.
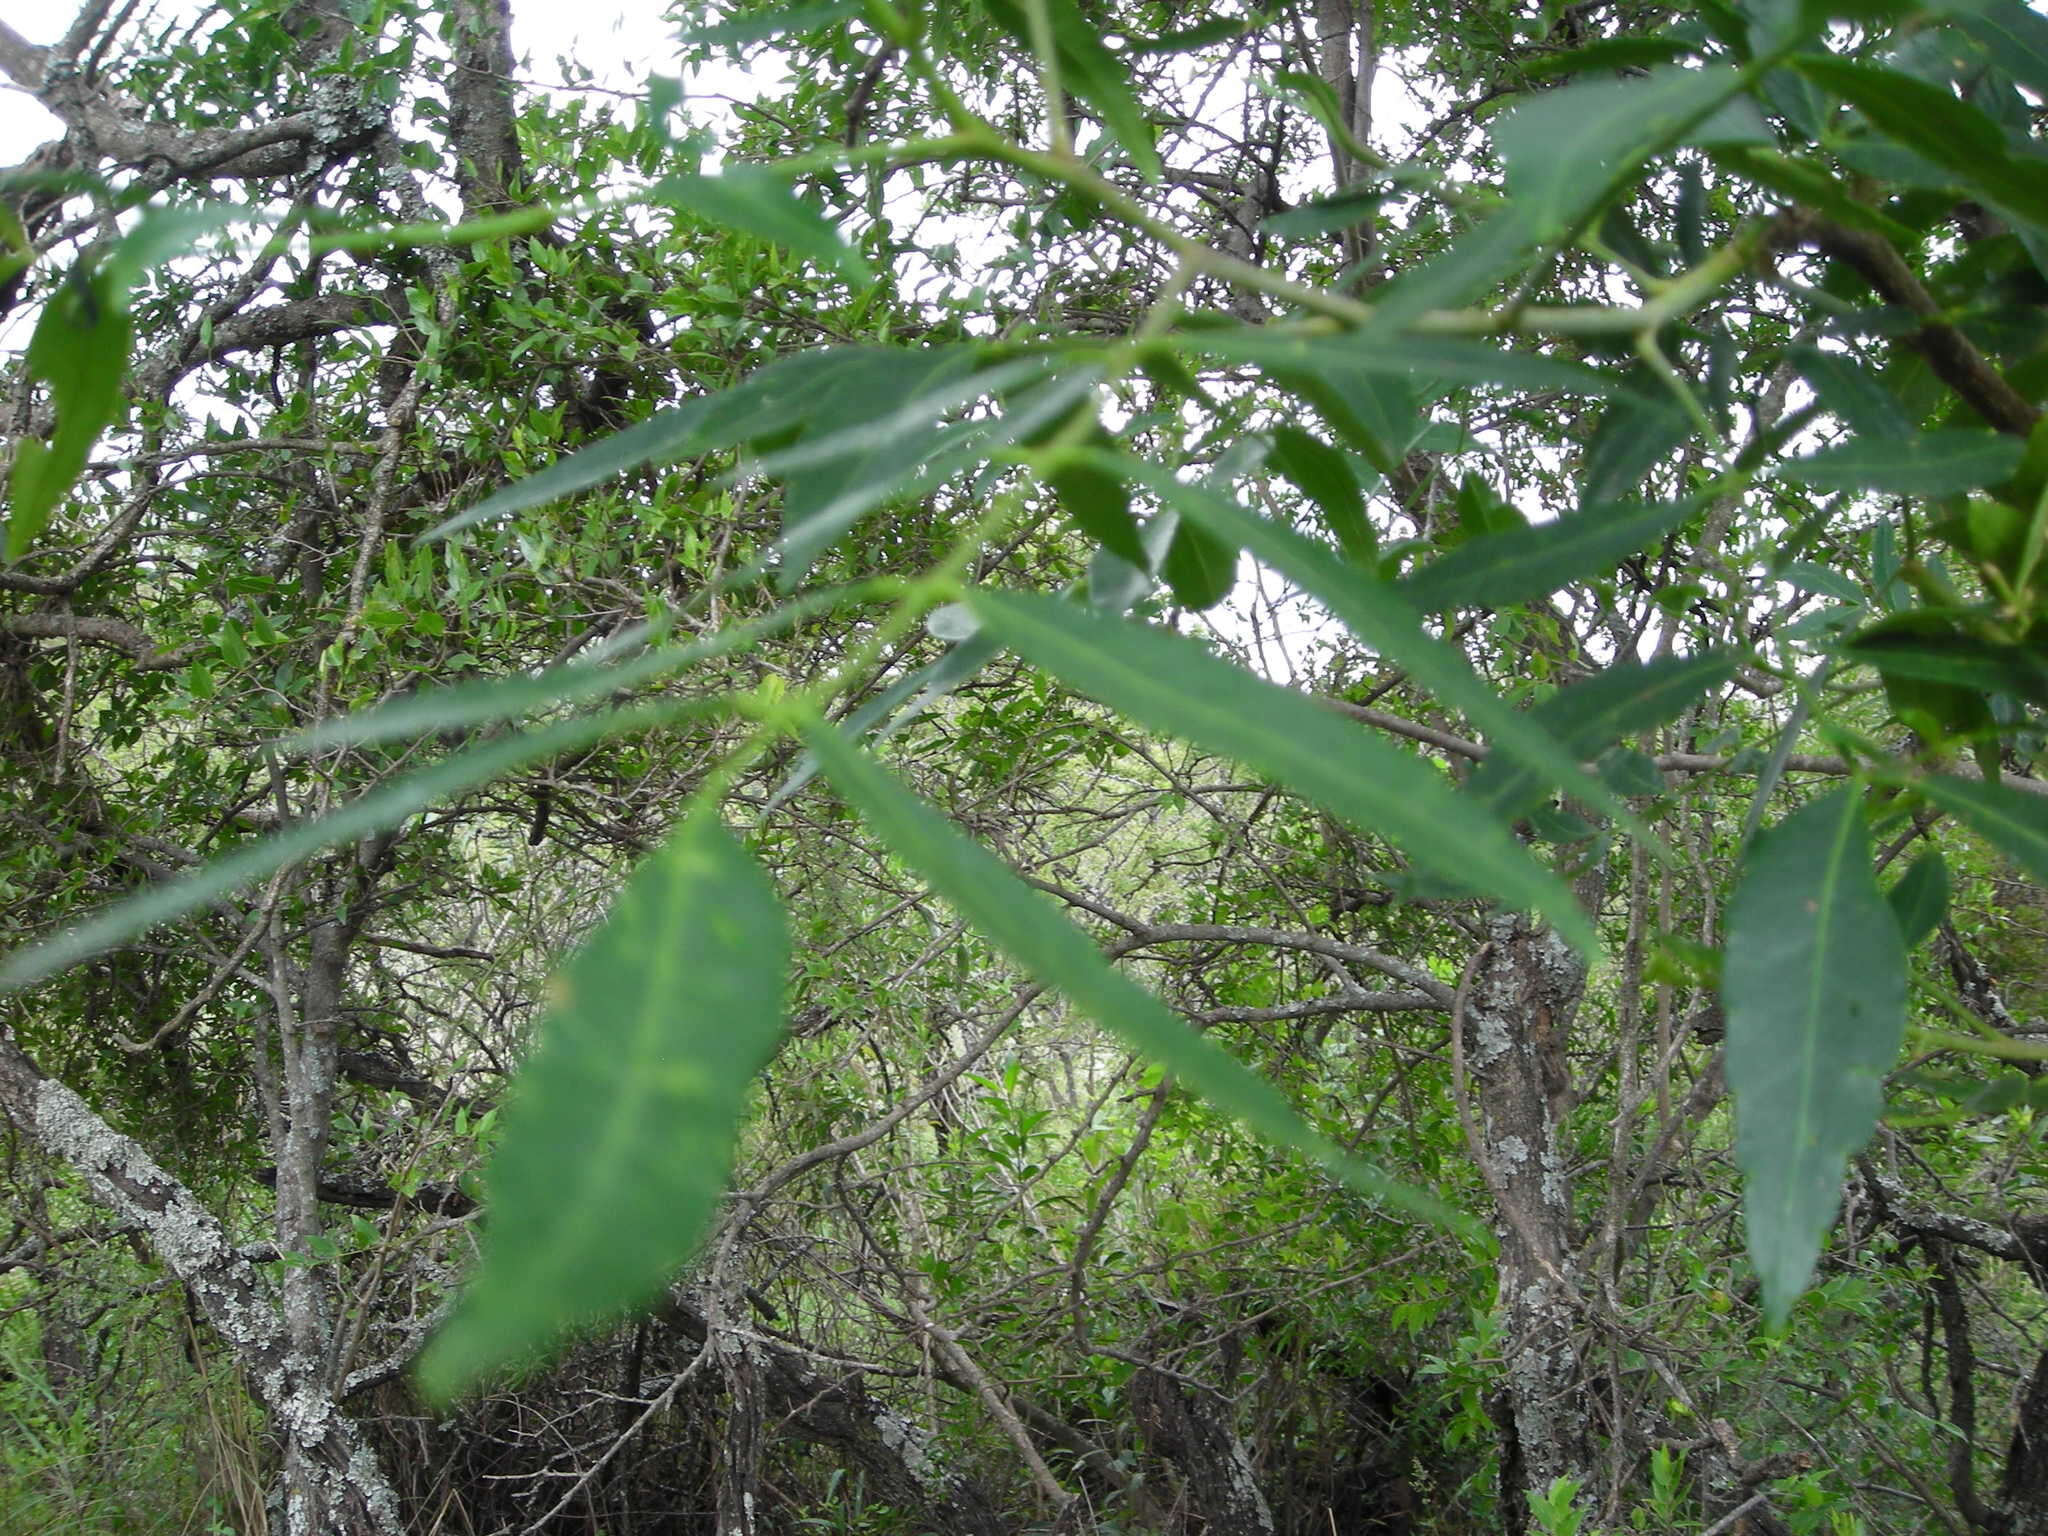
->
[418, 805, 789, 1398]
[1724, 787, 1906, 1327]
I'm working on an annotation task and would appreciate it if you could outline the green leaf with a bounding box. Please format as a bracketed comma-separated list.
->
[1794, 53, 2048, 228]
[688, 0, 860, 46]
[967, 588, 1596, 951]
[1779, 560, 1866, 607]
[1108, 458, 1642, 837]
[765, 628, 1003, 813]
[1919, 775, 2048, 888]
[1950, 2, 2048, 97]
[1360, 211, 1544, 337]
[1788, 344, 1915, 440]
[1159, 516, 1237, 609]
[1886, 848, 1949, 951]
[1844, 618, 2048, 710]
[803, 721, 1481, 1236]
[1261, 185, 1386, 241]
[427, 387, 759, 540]
[1580, 386, 1693, 510]
[1522, 34, 1697, 79]
[1399, 500, 1696, 614]
[1047, 451, 1147, 566]
[650, 167, 868, 280]
[984, 0, 1161, 181]
[1491, 66, 1769, 241]
[766, 361, 1103, 587]
[1724, 787, 1906, 1327]
[1267, 425, 1375, 562]
[418, 806, 788, 1398]
[1781, 431, 2025, 497]
[0, 702, 711, 992]
[1195, 329, 1621, 401]
[1463, 653, 1738, 822]
[288, 591, 861, 751]
[8, 265, 132, 560]
[1711, 146, 1921, 245]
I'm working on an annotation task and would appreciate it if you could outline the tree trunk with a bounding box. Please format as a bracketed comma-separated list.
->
[1461, 913, 1594, 1533]
[0, 1028, 403, 1535]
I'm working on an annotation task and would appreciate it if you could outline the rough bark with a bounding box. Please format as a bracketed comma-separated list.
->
[1130, 1365, 1275, 1536]
[1461, 913, 1593, 1533]
[0, 1026, 402, 1535]
[2002, 1346, 2048, 1534]
[662, 1294, 1007, 1536]
[445, 0, 527, 216]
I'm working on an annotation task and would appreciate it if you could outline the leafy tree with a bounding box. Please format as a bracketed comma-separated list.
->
[7, 0, 2048, 1532]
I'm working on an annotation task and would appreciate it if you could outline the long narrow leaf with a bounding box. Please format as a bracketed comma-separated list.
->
[0, 702, 712, 991]
[1398, 499, 1696, 614]
[1920, 775, 2048, 887]
[418, 805, 789, 1397]
[1724, 787, 1906, 1327]
[804, 721, 1479, 1236]
[1110, 458, 1643, 838]
[967, 589, 1596, 952]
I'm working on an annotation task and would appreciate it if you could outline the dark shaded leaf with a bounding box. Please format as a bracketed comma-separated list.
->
[1400, 500, 1696, 614]
[1464, 652, 1737, 821]
[1919, 775, 2048, 888]
[1847, 620, 2048, 709]
[1159, 516, 1238, 610]
[1789, 343, 1916, 439]
[1887, 848, 1949, 950]
[1951, 1, 2048, 97]
[1580, 386, 1693, 509]
[1267, 425, 1374, 562]
[1048, 452, 1147, 566]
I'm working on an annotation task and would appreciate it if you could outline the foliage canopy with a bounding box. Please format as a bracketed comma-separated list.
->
[8, 0, 2048, 1531]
